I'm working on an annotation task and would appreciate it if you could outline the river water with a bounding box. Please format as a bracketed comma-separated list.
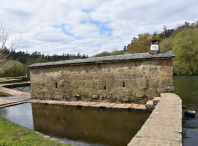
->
[0, 103, 150, 146]
[174, 76, 198, 146]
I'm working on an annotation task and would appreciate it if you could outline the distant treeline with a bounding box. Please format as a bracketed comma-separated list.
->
[1, 49, 89, 77]
[2, 49, 89, 66]
[94, 21, 198, 75]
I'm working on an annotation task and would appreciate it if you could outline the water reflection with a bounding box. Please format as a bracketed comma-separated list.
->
[174, 76, 198, 146]
[174, 76, 198, 112]
[32, 104, 150, 146]
[0, 103, 34, 130]
[0, 103, 150, 146]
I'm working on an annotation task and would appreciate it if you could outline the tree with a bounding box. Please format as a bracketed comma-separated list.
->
[2, 60, 27, 76]
[0, 21, 21, 74]
[127, 33, 152, 54]
[172, 28, 198, 75]
[35, 58, 44, 63]
[159, 37, 174, 51]
[123, 46, 127, 51]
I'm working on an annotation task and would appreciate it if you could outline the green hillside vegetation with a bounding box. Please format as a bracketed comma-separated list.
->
[93, 21, 198, 75]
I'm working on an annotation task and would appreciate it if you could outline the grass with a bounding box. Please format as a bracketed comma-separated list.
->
[0, 117, 71, 146]
[0, 91, 12, 97]
[2, 81, 29, 84]
[0, 77, 21, 81]
[0, 78, 8, 81]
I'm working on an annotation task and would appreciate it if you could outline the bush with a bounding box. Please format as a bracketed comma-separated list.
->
[2, 60, 27, 76]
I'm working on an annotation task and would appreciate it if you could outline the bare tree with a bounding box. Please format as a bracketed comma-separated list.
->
[0, 21, 21, 74]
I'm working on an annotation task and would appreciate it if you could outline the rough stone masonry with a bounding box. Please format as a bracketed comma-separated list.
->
[28, 51, 175, 104]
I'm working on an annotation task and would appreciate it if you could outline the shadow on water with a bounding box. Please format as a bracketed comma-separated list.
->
[174, 76, 198, 146]
[0, 103, 150, 146]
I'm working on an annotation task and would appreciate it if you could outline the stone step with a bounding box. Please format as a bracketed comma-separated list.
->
[145, 100, 155, 111]
[153, 97, 161, 105]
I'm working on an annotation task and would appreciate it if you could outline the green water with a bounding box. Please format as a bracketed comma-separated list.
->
[32, 104, 150, 146]
[174, 76, 198, 146]
[174, 76, 198, 112]
[0, 103, 150, 146]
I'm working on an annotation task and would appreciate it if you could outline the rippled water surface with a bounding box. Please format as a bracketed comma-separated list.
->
[11, 86, 31, 93]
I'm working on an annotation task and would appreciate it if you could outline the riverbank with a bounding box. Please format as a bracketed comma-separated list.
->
[0, 117, 70, 146]
[0, 81, 71, 146]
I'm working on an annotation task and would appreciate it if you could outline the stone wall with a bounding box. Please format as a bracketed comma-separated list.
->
[29, 57, 174, 104]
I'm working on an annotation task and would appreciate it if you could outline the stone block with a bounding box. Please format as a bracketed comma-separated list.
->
[148, 78, 159, 88]
[135, 104, 146, 110]
[145, 100, 155, 110]
[145, 88, 159, 98]
[132, 71, 143, 79]
[137, 78, 147, 88]
[162, 64, 172, 72]
[105, 103, 116, 108]
[124, 73, 132, 79]
[159, 78, 174, 88]
[153, 97, 161, 105]
[158, 86, 174, 93]
[112, 103, 127, 109]
[185, 110, 195, 117]
[133, 88, 145, 98]
[149, 66, 158, 72]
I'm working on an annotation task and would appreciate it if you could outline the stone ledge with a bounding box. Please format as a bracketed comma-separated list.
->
[153, 97, 161, 105]
[27, 100, 149, 111]
[127, 93, 182, 146]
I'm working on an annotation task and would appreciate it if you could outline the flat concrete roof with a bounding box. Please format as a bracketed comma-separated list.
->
[28, 51, 175, 68]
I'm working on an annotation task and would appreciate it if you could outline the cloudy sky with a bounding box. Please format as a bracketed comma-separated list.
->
[1, 0, 198, 56]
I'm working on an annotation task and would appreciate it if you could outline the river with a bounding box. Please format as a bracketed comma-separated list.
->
[174, 76, 198, 146]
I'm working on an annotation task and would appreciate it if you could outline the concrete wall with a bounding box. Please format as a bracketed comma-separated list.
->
[30, 58, 174, 104]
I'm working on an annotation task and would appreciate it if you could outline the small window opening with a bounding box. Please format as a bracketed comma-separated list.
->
[123, 82, 125, 87]
[55, 82, 57, 88]
[104, 86, 106, 90]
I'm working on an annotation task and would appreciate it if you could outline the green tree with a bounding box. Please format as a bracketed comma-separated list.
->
[35, 58, 44, 63]
[2, 60, 27, 76]
[128, 33, 152, 54]
[172, 28, 198, 75]
[159, 37, 174, 51]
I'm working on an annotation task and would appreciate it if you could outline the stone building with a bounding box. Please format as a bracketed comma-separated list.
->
[28, 51, 175, 104]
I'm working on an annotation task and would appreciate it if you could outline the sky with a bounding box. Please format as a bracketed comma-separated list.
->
[0, 0, 198, 57]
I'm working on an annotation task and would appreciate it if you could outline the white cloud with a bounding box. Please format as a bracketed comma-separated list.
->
[0, 0, 198, 56]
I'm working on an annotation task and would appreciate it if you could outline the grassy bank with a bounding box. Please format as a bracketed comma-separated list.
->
[2, 81, 29, 84]
[0, 91, 12, 97]
[0, 117, 71, 146]
[0, 77, 21, 81]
